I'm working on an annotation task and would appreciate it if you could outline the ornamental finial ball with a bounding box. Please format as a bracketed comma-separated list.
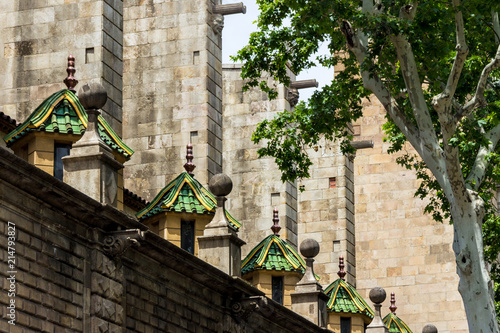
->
[78, 82, 108, 110]
[422, 324, 438, 333]
[300, 238, 320, 258]
[209, 173, 233, 197]
[369, 287, 386, 304]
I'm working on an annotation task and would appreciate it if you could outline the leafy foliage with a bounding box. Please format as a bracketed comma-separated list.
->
[234, 0, 500, 322]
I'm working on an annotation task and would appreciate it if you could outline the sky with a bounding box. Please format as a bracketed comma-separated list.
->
[221, 0, 335, 102]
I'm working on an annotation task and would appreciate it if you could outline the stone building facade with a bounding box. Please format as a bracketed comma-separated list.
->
[0, 147, 330, 332]
[352, 98, 467, 332]
[0, 0, 123, 134]
[122, 0, 228, 199]
[0, 0, 468, 332]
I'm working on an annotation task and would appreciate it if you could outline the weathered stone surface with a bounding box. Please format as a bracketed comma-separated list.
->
[353, 93, 467, 332]
[222, 66, 299, 255]
[0, 146, 328, 333]
[78, 82, 108, 110]
[123, 0, 224, 198]
[208, 173, 233, 196]
[300, 238, 320, 258]
[0, 0, 123, 135]
[369, 287, 387, 304]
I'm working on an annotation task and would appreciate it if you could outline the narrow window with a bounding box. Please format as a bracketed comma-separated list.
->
[271, 276, 284, 305]
[190, 131, 198, 143]
[271, 193, 280, 206]
[181, 220, 195, 254]
[329, 177, 336, 188]
[54, 143, 71, 180]
[85, 47, 95, 63]
[333, 240, 341, 252]
[340, 317, 351, 333]
[193, 51, 200, 64]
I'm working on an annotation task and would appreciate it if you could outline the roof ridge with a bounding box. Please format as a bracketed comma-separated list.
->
[324, 278, 374, 318]
[383, 312, 413, 333]
[137, 172, 241, 230]
[241, 234, 306, 275]
[4, 89, 86, 145]
[3, 90, 132, 160]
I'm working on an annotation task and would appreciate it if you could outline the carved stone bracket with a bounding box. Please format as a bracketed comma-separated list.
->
[212, 14, 224, 35]
[231, 296, 275, 320]
[286, 88, 299, 108]
[102, 229, 145, 257]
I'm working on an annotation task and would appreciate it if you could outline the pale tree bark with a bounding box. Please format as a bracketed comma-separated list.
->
[342, 1, 500, 331]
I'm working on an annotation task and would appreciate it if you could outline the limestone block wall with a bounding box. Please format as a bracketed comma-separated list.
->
[222, 65, 298, 254]
[0, 0, 123, 133]
[353, 98, 467, 332]
[298, 141, 356, 286]
[123, 0, 224, 200]
[0, 147, 328, 333]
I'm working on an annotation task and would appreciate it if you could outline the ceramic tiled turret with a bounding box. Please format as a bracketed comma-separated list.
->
[383, 293, 412, 333]
[4, 56, 133, 209]
[324, 256, 374, 332]
[241, 208, 306, 307]
[138, 144, 241, 257]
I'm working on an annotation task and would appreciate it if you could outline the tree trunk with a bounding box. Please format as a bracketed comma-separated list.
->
[451, 199, 499, 333]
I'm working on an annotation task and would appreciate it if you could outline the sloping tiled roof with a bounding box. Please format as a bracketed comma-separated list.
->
[136, 172, 241, 230]
[241, 235, 306, 275]
[3, 89, 133, 159]
[97, 115, 134, 158]
[124, 188, 149, 211]
[4, 89, 86, 144]
[0, 112, 17, 133]
[324, 279, 374, 318]
[383, 313, 413, 333]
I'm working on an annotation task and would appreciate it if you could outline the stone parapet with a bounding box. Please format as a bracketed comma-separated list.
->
[0, 146, 330, 333]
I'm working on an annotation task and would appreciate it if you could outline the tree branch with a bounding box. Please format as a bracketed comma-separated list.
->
[455, 44, 500, 122]
[390, 33, 438, 148]
[466, 123, 500, 191]
[432, 0, 469, 121]
[342, 6, 447, 188]
[493, 11, 500, 45]
[399, 2, 418, 20]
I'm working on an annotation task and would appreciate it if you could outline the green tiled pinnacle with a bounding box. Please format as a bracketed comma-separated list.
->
[241, 235, 306, 275]
[3, 89, 133, 159]
[324, 278, 374, 318]
[4, 89, 86, 145]
[136, 172, 241, 230]
[383, 313, 413, 333]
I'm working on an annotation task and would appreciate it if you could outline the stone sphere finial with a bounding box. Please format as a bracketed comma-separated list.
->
[271, 207, 281, 236]
[78, 82, 107, 110]
[209, 173, 233, 197]
[369, 286, 387, 304]
[422, 324, 438, 333]
[300, 238, 320, 258]
[64, 55, 78, 92]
